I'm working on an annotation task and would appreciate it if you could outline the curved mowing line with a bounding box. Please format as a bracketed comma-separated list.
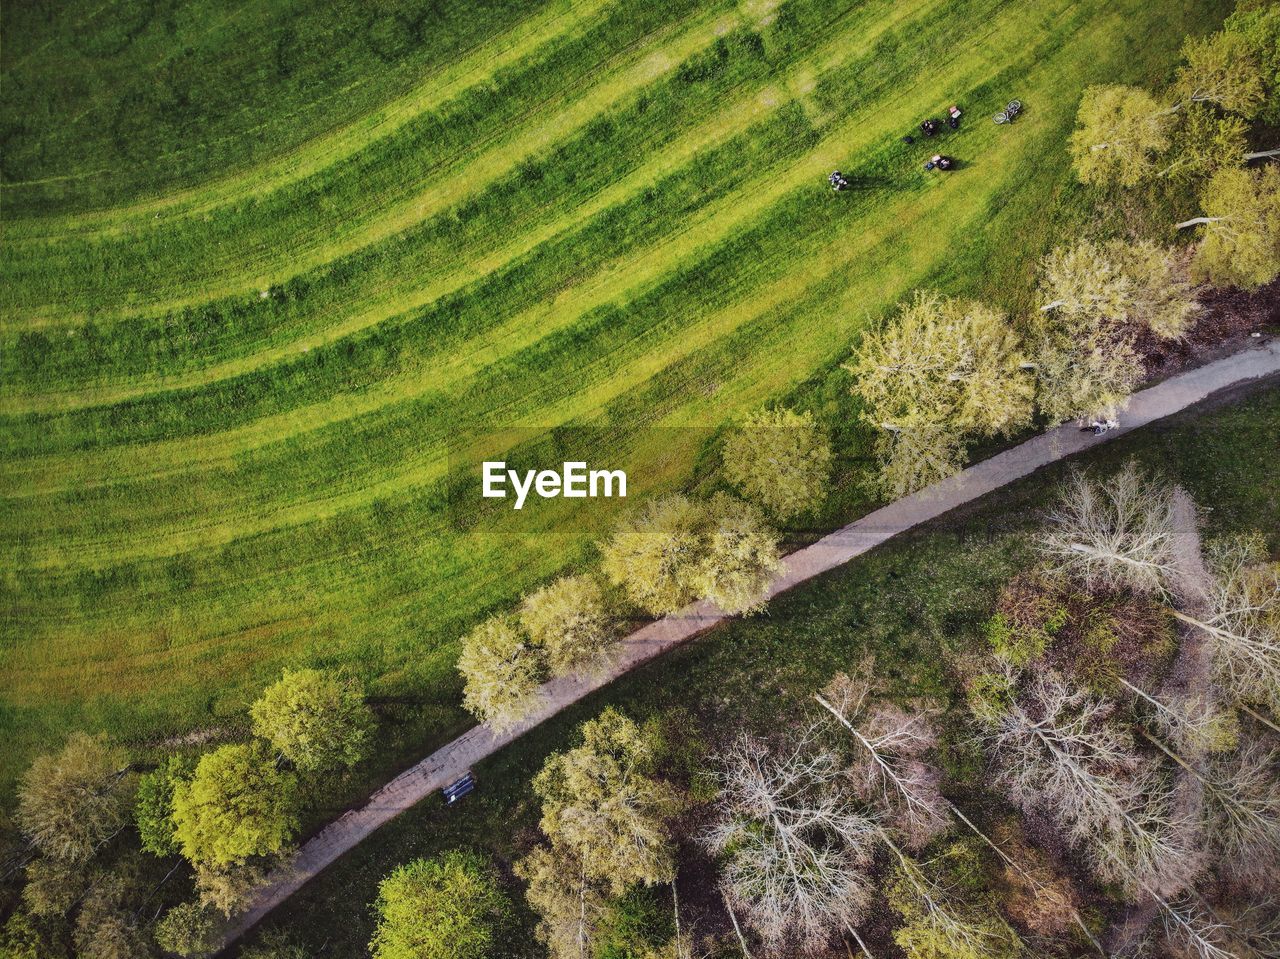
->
[213, 344, 1280, 950]
[0, 12, 1039, 501]
[0, 0, 617, 242]
[3, 0, 915, 415]
[2, 4, 740, 326]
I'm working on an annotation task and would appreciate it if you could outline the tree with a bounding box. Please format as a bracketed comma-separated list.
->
[1175, 30, 1266, 117]
[885, 843, 1023, 959]
[1039, 463, 1178, 596]
[73, 866, 153, 959]
[1069, 85, 1174, 187]
[1177, 536, 1280, 711]
[1180, 165, 1280, 289]
[16, 732, 132, 863]
[1028, 239, 1198, 421]
[22, 856, 87, 918]
[1224, 1, 1280, 122]
[722, 408, 832, 521]
[601, 495, 707, 615]
[533, 708, 676, 895]
[369, 851, 510, 959]
[520, 574, 615, 675]
[250, 668, 374, 772]
[457, 615, 543, 732]
[136, 755, 194, 857]
[702, 730, 876, 954]
[845, 291, 1032, 494]
[154, 902, 216, 957]
[602, 494, 782, 615]
[980, 670, 1193, 895]
[171, 742, 299, 867]
[193, 859, 268, 917]
[1160, 105, 1249, 183]
[690, 493, 781, 615]
[1, 909, 66, 959]
[817, 670, 947, 848]
[238, 929, 309, 959]
[516, 844, 609, 959]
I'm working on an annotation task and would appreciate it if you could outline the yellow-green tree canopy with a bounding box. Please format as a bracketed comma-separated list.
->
[369, 851, 510, 959]
[1175, 29, 1266, 117]
[1184, 165, 1280, 288]
[520, 574, 615, 675]
[600, 494, 707, 615]
[601, 494, 781, 615]
[15, 732, 132, 863]
[692, 493, 782, 615]
[1035, 238, 1197, 339]
[1069, 85, 1173, 187]
[533, 708, 677, 895]
[515, 845, 609, 959]
[845, 291, 1032, 495]
[1224, 1, 1280, 123]
[1161, 104, 1249, 185]
[1029, 238, 1197, 422]
[154, 901, 216, 958]
[250, 668, 374, 772]
[171, 742, 299, 867]
[722, 408, 832, 521]
[457, 615, 543, 731]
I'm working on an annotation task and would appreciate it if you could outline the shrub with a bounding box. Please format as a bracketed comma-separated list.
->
[136, 755, 195, 857]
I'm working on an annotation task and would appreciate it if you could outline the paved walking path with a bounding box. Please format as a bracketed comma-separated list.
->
[218, 339, 1280, 951]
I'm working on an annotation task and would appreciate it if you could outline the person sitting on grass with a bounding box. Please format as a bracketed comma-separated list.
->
[947, 104, 962, 128]
[920, 118, 940, 136]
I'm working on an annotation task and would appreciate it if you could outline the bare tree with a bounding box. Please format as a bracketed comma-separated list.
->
[816, 672, 947, 848]
[702, 730, 877, 955]
[1039, 464, 1179, 596]
[1173, 537, 1280, 712]
[1200, 741, 1280, 875]
[1156, 897, 1241, 959]
[983, 670, 1194, 895]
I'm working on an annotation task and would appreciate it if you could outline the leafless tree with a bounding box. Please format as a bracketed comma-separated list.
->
[1039, 464, 1179, 596]
[984, 670, 1195, 895]
[702, 729, 877, 955]
[815, 671, 947, 848]
[1117, 677, 1234, 755]
[1173, 538, 1280, 712]
[1157, 897, 1241, 959]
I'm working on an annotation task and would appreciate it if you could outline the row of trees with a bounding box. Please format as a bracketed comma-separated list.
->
[1068, 6, 1280, 288]
[848, 7, 1279, 497]
[5, 667, 374, 958]
[846, 236, 1197, 494]
[459, 411, 835, 731]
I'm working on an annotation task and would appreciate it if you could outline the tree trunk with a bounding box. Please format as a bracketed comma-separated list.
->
[1173, 216, 1224, 230]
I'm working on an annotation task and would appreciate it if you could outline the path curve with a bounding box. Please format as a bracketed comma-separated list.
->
[216, 339, 1280, 952]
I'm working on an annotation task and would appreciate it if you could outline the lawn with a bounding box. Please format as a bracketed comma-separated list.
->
[0, 0, 1232, 802]
[236, 379, 1280, 956]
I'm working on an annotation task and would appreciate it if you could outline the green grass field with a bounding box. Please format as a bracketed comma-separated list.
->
[0, 0, 1231, 799]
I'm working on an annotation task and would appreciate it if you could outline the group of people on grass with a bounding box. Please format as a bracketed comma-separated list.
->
[829, 104, 962, 190]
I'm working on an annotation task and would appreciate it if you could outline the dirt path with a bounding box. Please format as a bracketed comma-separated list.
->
[216, 339, 1280, 952]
